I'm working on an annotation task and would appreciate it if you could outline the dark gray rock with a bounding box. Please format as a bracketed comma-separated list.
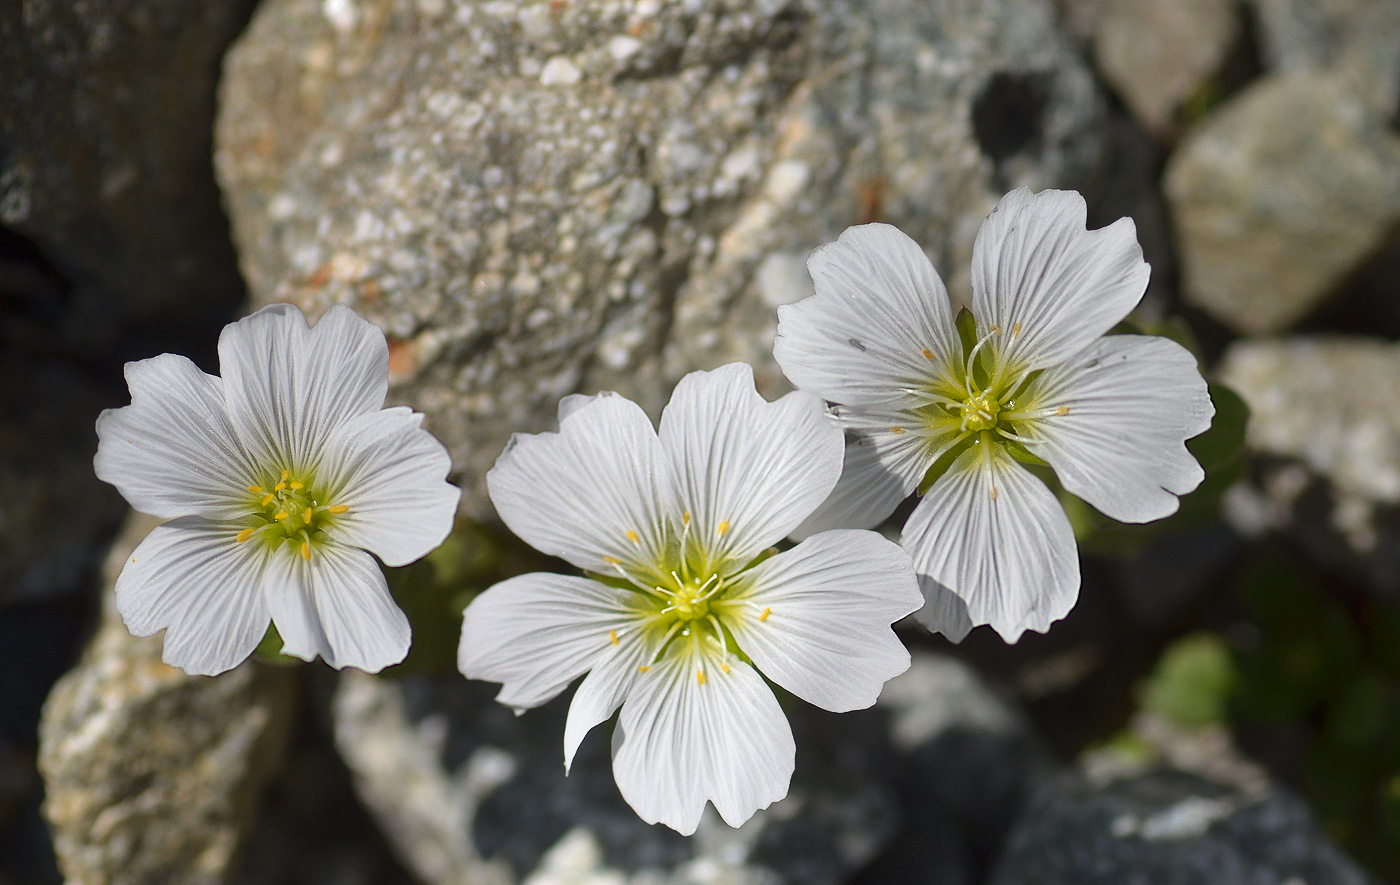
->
[0, 0, 252, 326]
[334, 650, 1031, 885]
[988, 770, 1373, 885]
[216, 0, 1127, 512]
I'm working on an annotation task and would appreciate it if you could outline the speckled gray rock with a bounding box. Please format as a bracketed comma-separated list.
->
[1164, 72, 1400, 335]
[988, 770, 1372, 885]
[1094, 0, 1239, 136]
[1250, 0, 1400, 115]
[216, 0, 1117, 512]
[332, 650, 1032, 884]
[1220, 337, 1400, 547]
[1219, 337, 1400, 593]
[37, 514, 296, 885]
[0, 0, 251, 324]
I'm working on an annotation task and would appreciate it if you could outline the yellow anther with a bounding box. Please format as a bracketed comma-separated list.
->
[990, 324, 1001, 334]
[989, 486, 999, 501]
[303, 507, 314, 524]
[626, 530, 640, 545]
[889, 427, 906, 435]
[261, 494, 275, 506]
[300, 540, 312, 561]
[721, 663, 731, 674]
[289, 481, 304, 490]
[1056, 406, 1070, 416]
[717, 520, 730, 537]
[697, 670, 707, 685]
[638, 665, 651, 673]
[1012, 322, 1022, 337]
[603, 555, 621, 565]
[236, 528, 256, 543]
[683, 511, 691, 525]
[327, 504, 349, 514]
[759, 606, 771, 621]
[274, 511, 289, 521]
[281, 470, 290, 481]
[609, 629, 619, 646]
[248, 485, 264, 493]
[274, 482, 287, 491]
[921, 348, 936, 361]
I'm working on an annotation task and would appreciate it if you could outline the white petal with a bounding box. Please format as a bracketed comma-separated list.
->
[487, 392, 680, 575]
[913, 576, 976, 644]
[317, 407, 460, 567]
[775, 223, 962, 407]
[114, 517, 271, 676]
[219, 303, 389, 470]
[658, 363, 841, 565]
[724, 529, 920, 712]
[263, 541, 409, 672]
[1023, 336, 1214, 523]
[563, 624, 663, 772]
[791, 414, 934, 537]
[902, 444, 1080, 642]
[95, 354, 258, 520]
[457, 573, 640, 711]
[971, 188, 1148, 371]
[611, 644, 794, 834]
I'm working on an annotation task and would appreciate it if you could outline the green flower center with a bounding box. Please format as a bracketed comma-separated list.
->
[237, 469, 348, 559]
[959, 391, 1002, 432]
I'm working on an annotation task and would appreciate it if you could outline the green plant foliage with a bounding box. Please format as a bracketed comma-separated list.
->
[384, 518, 552, 677]
[1139, 632, 1237, 728]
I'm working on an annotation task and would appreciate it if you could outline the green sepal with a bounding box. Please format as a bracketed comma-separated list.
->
[916, 435, 976, 495]
[955, 306, 979, 358]
[1002, 438, 1049, 468]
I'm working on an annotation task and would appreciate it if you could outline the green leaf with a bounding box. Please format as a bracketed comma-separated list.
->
[1138, 632, 1237, 728]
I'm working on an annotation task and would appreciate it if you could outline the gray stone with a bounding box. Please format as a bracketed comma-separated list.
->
[988, 770, 1373, 885]
[216, 0, 1119, 512]
[1219, 336, 1400, 594]
[37, 513, 296, 885]
[1165, 72, 1400, 334]
[1094, 0, 1239, 136]
[332, 650, 1030, 884]
[0, 0, 252, 325]
[1220, 337, 1400, 547]
[1250, 0, 1400, 116]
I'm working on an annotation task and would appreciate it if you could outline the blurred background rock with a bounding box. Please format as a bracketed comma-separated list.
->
[3, 0, 1399, 882]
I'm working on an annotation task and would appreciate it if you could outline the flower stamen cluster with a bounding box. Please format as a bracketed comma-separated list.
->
[236, 468, 352, 560]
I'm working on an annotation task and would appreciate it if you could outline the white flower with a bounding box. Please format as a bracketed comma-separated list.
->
[774, 188, 1214, 643]
[94, 303, 460, 675]
[457, 363, 921, 834]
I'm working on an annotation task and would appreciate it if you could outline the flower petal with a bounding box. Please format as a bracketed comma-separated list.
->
[114, 516, 271, 676]
[971, 188, 1149, 371]
[775, 223, 962, 407]
[486, 392, 680, 575]
[219, 303, 389, 470]
[791, 412, 934, 537]
[458, 573, 640, 712]
[658, 363, 842, 566]
[95, 354, 258, 520]
[902, 443, 1079, 642]
[263, 541, 410, 672]
[563, 624, 664, 772]
[1022, 336, 1214, 523]
[611, 643, 794, 834]
[317, 406, 460, 567]
[724, 529, 920, 712]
